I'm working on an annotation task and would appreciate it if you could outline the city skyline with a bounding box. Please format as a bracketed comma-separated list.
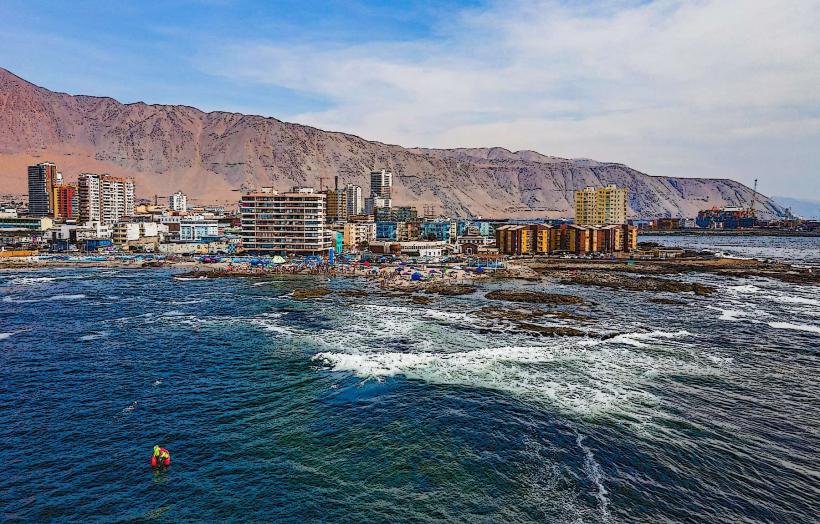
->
[1, 0, 818, 200]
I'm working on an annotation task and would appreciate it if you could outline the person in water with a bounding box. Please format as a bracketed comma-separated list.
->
[151, 445, 171, 467]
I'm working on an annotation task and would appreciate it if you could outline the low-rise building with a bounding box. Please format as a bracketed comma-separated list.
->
[0, 216, 53, 232]
[180, 219, 219, 242]
[368, 240, 447, 258]
[421, 220, 451, 242]
[343, 221, 376, 251]
[496, 223, 637, 255]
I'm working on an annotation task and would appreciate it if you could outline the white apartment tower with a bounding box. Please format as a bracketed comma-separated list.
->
[78, 173, 135, 225]
[169, 191, 188, 212]
[240, 187, 332, 255]
[344, 183, 363, 216]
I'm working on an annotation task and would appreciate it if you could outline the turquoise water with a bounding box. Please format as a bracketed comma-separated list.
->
[1, 246, 819, 522]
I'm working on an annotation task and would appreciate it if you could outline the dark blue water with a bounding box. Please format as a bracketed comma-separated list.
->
[640, 233, 820, 265]
[2, 246, 819, 522]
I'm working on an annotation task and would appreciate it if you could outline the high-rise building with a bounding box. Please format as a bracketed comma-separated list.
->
[77, 173, 135, 225]
[240, 187, 332, 255]
[169, 191, 188, 212]
[370, 169, 393, 199]
[325, 189, 348, 222]
[364, 195, 391, 216]
[574, 184, 628, 225]
[57, 185, 77, 220]
[27, 162, 58, 217]
[344, 183, 363, 216]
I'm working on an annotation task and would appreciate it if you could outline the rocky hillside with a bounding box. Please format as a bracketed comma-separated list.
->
[0, 67, 782, 218]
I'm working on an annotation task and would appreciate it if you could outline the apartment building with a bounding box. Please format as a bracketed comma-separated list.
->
[370, 169, 393, 199]
[574, 184, 628, 225]
[240, 187, 332, 255]
[169, 191, 188, 212]
[344, 221, 376, 250]
[27, 162, 58, 217]
[77, 173, 135, 225]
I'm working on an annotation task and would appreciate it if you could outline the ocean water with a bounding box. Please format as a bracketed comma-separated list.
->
[2, 240, 819, 522]
[640, 233, 820, 265]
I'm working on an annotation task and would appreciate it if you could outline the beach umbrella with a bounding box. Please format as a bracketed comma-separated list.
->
[411, 272, 422, 281]
[475, 266, 485, 274]
[272, 255, 286, 264]
[395, 267, 403, 272]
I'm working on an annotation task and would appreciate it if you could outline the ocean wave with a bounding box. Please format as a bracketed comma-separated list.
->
[706, 305, 745, 321]
[610, 329, 692, 347]
[313, 334, 714, 418]
[79, 331, 109, 341]
[2, 293, 86, 303]
[727, 284, 761, 294]
[0, 332, 14, 340]
[576, 434, 612, 523]
[49, 294, 86, 301]
[772, 295, 820, 306]
[767, 322, 820, 335]
[9, 276, 57, 286]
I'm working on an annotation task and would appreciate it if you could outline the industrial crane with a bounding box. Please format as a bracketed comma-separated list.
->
[749, 178, 759, 217]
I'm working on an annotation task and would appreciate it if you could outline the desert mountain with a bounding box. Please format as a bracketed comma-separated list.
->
[0, 67, 782, 218]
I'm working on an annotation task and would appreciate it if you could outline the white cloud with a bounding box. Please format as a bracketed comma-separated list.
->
[200, 0, 820, 198]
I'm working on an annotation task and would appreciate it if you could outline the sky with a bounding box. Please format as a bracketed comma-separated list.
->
[1, 0, 819, 199]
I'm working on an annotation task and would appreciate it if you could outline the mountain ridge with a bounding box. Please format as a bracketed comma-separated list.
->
[0, 67, 783, 218]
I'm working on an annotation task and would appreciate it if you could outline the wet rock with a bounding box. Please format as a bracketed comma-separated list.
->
[485, 290, 584, 304]
[474, 306, 549, 321]
[411, 295, 434, 305]
[561, 273, 716, 295]
[292, 287, 332, 299]
[423, 283, 478, 296]
[516, 323, 587, 337]
[339, 290, 369, 297]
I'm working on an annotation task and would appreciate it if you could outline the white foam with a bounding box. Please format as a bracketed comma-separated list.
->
[313, 333, 713, 418]
[772, 295, 820, 306]
[9, 276, 56, 286]
[727, 284, 761, 294]
[610, 330, 692, 347]
[79, 331, 108, 341]
[768, 322, 820, 335]
[706, 305, 744, 321]
[0, 332, 13, 340]
[49, 294, 86, 301]
[576, 434, 612, 523]
[2, 296, 38, 303]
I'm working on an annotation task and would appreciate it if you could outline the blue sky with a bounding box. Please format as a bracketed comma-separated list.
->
[1, 0, 819, 199]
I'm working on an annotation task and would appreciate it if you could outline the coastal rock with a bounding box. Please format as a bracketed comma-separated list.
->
[516, 323, 587, 337]
[485, 290, 584, 304]
[474, 306, 549, 321]
[423, 283, 478, 296]
[292, 288, 332, 299]
[561, 273, 716, 295]
[339, 290, 369, 298]
[411, 296, 434, 305]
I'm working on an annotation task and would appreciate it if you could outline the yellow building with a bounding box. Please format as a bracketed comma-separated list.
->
[574, 184, 628, 225]
[325, 189, 348, 222]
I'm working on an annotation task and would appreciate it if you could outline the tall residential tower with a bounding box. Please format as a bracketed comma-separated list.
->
[27, 162, 58, 217]
[574, 184, 628, 225]
[78, 173, 135, 225]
